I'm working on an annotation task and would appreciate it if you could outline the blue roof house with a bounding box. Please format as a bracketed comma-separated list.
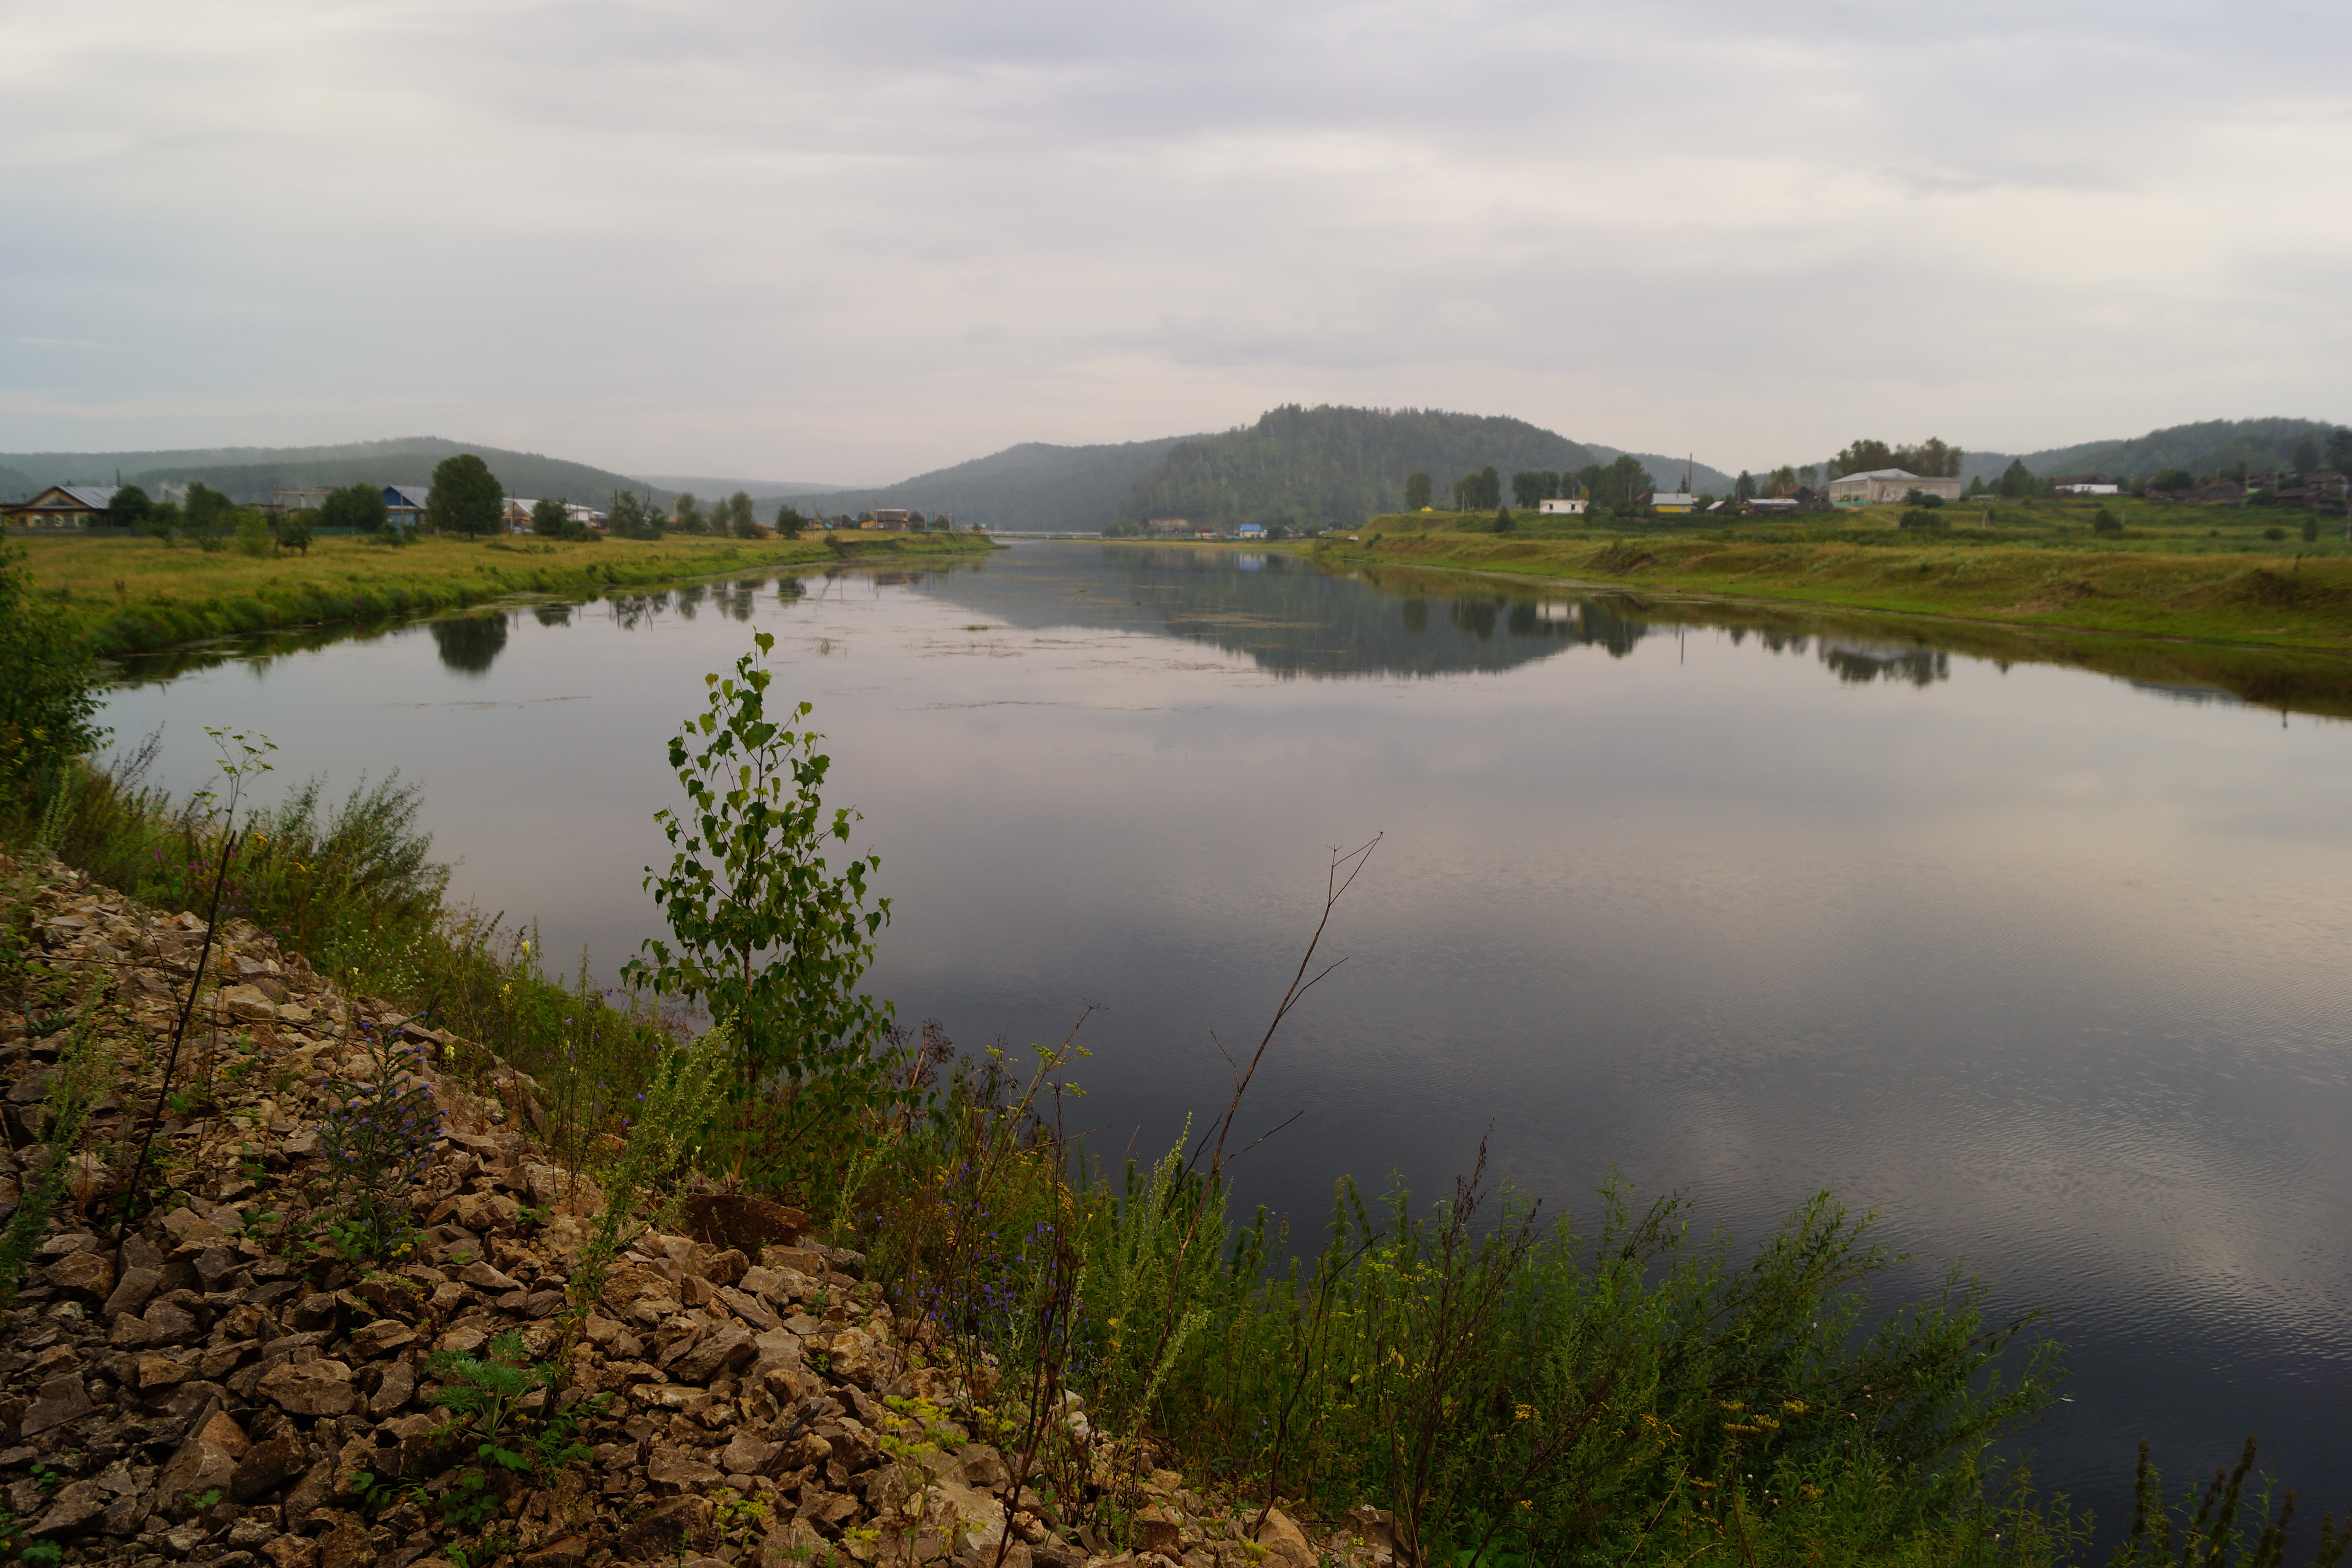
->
[384, 485, 429, 529]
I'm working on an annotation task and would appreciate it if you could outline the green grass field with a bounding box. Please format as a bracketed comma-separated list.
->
[13, 529, 996, 657]
[1312, 496, 2352, 650]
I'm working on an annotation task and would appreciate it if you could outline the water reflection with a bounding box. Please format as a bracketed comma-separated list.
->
[87, 539, 2352, 1515]
[1819, 639, 1950, 688]
[428, 612, 510, 674]
[93, 545, 2352, 725]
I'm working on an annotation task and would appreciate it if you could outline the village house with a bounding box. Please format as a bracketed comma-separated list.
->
[1825, 469, 1965, 506]
[266, 485, 340, 515]
[1145, 516, 1192, 534]
[2, 484, 118, 527]
[1537, 497, 1588, 515]
[383, 485, 429, 529]
[2051, 476, 2121, 496]
[1645, 491, 1698, 514]
[1236, 523, 1266, 539]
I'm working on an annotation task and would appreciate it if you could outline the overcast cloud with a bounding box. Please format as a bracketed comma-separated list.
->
[3, 0, 2346, 481]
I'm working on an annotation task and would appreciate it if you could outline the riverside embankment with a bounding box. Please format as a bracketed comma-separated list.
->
[1305, 511, 2352, 651]
[13, 530, 998, 659]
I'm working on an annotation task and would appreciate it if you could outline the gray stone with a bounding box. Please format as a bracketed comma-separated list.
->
[718, 1431, 779, 1476]
[367, 1356, 414, 1417]
[257, 1359, 356, 1417]
[456, 1260, 521, 1293]
[30, 1478, 111, 1538]
[42, 1249, 115, 1301]
[671, 1323, 755, 1383]
[102, 1264, 164, 1321]
[348, 1318, 416, 1356]
[645, 1445, 722, 1488]
[156, 1437, 239, 1516]
[142, 1298, 202, 1345]
[20, 1373, 93, 1437]
[161, 1207, 227, 1249]
[232, 1433, 311, 1503]
[279, 1456, 338, 1531]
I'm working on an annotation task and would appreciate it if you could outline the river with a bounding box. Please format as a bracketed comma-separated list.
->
[98, 541, 2352, 1517]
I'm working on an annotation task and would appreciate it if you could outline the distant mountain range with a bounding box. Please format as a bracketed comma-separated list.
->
[794, 409, 1732, 532]
[0, 437, 687, 511]
[15, 413, 2331, 531]
[631, 475, 845, 500]
[1112, 406, 1733, 530]
[1958, 417, 2343, 485]
[790, 437, 1197, 533]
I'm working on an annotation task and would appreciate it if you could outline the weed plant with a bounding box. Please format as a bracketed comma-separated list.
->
[0, 994, 116, 1305]
[563, 1022, 733, 1325]
[314, 1022, 444, 1259]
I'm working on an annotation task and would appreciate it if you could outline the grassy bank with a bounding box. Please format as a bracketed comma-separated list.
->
[1305, 500, 2352, 650]
[14, 529, 996, 659]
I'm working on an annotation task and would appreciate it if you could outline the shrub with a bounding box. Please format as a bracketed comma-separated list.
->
[315, 1020, 444, 1259]
[2092, 508, 2122, 535]
[1898, 509, 1950, 531]
[2301, 516, 2319, 543]
[565, 1022, 733, 1323]
[2264, 525, 2287, 541]
[0, 997, 116, 1307]
[0, 545, 108, 818]
[620, 633, 902, 1200]
[235, 511, 274, 556]
[320, 483, 387, 535]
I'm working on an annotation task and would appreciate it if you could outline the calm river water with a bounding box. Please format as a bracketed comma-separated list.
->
[100, 543, 2352, 1515]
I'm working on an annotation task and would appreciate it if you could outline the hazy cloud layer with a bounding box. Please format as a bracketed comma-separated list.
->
[4, 0, 2345, 480]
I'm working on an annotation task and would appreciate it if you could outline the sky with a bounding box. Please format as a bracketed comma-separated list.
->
[4, 0, 2347, 484]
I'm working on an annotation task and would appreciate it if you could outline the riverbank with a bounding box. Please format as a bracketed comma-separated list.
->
[1305, 508, 2352, 651]
[13, 530, 998, 659]
[0, 851, 1352, 1568]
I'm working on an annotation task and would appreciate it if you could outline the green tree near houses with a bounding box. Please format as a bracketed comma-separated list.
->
[186, 481, 234, 548]
[531, 497, 569, 537]
[1511, 470, 1558, 508]
[427, 453, 504, 537]
[717, 491, 762, 538]
[107, 483, 153, 529]
[1996, 458, 2037, 498]
[672, 493, 706, 534]
[773, 504, 805, 539]
[1403, 472, 1432, 510]
[320, 482, 388, 534]
[278, 509, 316, 555]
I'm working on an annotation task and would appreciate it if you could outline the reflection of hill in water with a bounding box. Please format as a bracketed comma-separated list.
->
[105, 543, 2352, 720]
[909, 546, 1657, 679]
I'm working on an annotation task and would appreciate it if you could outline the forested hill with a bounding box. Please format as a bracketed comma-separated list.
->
[793, 437, 1193, 531]
[1109, 406, 1732, 530]
[1957, 417, 2344, 485]
[0, 438, 670, 508]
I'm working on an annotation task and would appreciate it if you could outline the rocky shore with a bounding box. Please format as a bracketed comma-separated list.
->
[0, 859, 1395, 1568]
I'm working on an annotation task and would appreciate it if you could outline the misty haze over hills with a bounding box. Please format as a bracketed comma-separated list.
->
[10, 413, 2339, 531]
[0, 438, 680, 512]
